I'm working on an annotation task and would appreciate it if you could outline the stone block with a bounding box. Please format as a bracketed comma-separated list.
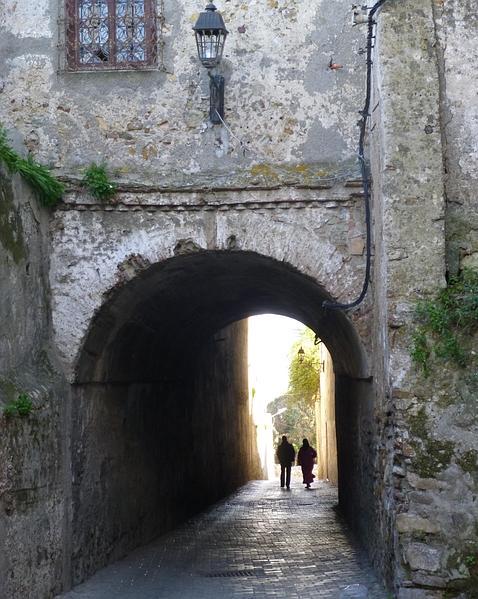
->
[406, 473, 446, 491]
[405, 543, 443, 572]
[396, 513, 440, 534]
[411, 572, 448, 588]
[462, 252, 478, 271]
[393, 466, 406, 477]
[348, 236, 365, 255]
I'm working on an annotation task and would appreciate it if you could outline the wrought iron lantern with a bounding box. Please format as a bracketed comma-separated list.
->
[193, 3, 228, 124]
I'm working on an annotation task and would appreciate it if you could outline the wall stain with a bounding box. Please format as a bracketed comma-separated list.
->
[0, 177, 26, 264]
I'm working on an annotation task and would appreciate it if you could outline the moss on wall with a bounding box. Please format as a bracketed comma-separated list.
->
[412, 439, 455, 479]
[247, 161, 342, 188]
[0, 177, 26, 264]
[458, 450, 478, 475]
[408, 407, 455, 478]
[444, 561, 478, 599]
[409, 407, 428, 439]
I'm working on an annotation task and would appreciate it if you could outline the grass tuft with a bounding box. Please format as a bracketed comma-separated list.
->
[0, 126, 64, 207]
[83, 163, 117, 202]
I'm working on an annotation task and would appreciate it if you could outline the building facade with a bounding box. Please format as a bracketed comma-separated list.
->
[0, 0, 477, 597]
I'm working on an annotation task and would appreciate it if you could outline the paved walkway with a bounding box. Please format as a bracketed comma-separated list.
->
[58, 479, 388, 599]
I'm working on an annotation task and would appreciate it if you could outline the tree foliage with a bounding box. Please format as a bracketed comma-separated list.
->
[268, 394, 316, 451]
[288, 328, 320, 407]
[268, 327, 320, 450]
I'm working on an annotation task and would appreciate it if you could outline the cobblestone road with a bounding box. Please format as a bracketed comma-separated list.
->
[58, 478, 388, 599]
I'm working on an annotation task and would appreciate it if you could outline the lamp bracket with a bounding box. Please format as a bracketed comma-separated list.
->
[208, 73, 225, 124]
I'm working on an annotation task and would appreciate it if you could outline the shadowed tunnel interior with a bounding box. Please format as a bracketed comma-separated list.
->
[70, 251, 377, 585]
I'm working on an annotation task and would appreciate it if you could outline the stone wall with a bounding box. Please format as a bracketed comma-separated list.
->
[0, 171, 70, 598]
[0, 0, 396, 592]
[70, 320, 261, 585]
[433, 0, 478, 276]
[371, 0, 447, 590]
[3, 0, 478, 596]
[372, 1, 478, 595]
[316, 343, 337, 485]
[50, 190, 369, 382]
[335, 376, 380, 559]
[0, 0, 366, 189]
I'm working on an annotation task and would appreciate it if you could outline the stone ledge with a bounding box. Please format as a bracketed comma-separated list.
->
[56, 184, 366, 214]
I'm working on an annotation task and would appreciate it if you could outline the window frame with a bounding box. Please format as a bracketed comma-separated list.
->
[65, 0, 158, 71]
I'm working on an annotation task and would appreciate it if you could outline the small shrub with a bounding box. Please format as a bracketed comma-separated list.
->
[16, 393, 33, 416]
[83, 163, 117, 202]
[3, 393, 33, 418]
[0, 126, 64, 207]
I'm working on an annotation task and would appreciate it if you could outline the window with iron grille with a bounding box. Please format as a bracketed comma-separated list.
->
[65, 0, 157, 70]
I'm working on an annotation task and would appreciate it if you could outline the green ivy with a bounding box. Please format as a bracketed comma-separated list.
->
[412, 269, 478, 375]
[83, 163, 117, 202]
[3, 393, 33, 418]
[464, 554, 478, 568]
[0, 126, 64, 207]
[411, 330, 430, 376]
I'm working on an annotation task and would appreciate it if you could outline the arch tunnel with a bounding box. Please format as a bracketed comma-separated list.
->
[70, 250, 378, 585]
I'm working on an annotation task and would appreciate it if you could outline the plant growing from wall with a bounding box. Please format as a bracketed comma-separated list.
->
[412, 269, 478, 375]
[83, 163, 117, 202]
[0, 126, 64, 207]
[3, 393, 33, 418]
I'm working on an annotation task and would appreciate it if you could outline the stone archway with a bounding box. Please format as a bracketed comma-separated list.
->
[68, 250, 382, 585]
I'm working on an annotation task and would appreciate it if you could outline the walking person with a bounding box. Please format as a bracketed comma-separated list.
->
[276, 435, 295, 490]
[297, 438, 317, 489]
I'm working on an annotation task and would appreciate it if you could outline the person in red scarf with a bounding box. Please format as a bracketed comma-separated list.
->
[297, 438, 317, 489]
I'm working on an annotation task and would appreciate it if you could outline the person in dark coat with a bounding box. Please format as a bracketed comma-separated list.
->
[276, 435, 296, 489]
[297, 438, 317, 489]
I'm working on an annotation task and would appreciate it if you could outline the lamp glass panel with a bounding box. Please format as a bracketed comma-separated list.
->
[195, 30, 226, 67]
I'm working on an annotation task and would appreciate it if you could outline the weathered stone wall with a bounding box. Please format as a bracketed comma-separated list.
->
[336, 377, 379, 554]
[0, 171, 70, 598]
[372, 1, 478, 595]
[5, 0, 478, 596]
[0, 0, 397, 592]
[50, 189, 369, 381]
[0, 0, 366, 189]
[316, 343, 337, 484]
[371, 0, 447, 591]
[432, 0, 478, 276]
[70, 320, 260, 585]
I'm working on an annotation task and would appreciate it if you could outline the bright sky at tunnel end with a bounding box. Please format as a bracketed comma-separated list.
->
[248, 314, 305, 409]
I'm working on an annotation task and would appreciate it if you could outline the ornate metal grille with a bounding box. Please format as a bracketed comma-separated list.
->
[65, 0, 157, 70]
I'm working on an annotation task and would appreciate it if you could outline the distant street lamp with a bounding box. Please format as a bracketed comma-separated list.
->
[193, 3, 228, 124]
[297, 346, 305, 363]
